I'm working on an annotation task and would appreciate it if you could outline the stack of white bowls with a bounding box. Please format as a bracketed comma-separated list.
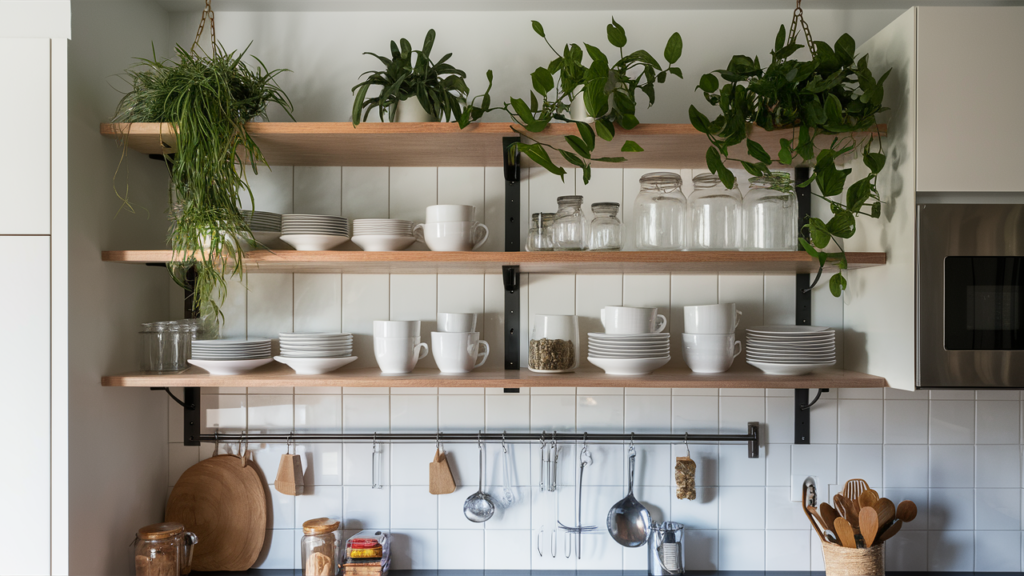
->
[587, 306, 671, 375]
[351, 219, 417, 251]
[373, 320, 429, 374]
[242, 210, 282, 250]
[745, 325, 836, 375]
[275, 332, 357, 375]
[682, 303, 743, 374]
[431, 312, 490, 375]
[413, 204, 489, 252]
[280, 214, 350, 251]
[188, 338, 273, 375]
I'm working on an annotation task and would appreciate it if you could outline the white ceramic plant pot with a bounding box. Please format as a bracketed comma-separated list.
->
[569, 93, 595, 123]
[395, 98, 437, 122]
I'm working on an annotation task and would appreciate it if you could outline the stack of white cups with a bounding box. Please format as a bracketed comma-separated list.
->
[414, 205, 489, 251]
[431, 313, 490, 375]
[682, 303, 743, 374]
[373, 321, 428, 375]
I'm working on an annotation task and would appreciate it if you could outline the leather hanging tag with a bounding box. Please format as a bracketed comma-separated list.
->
[428, 449, 456, 495]
[675, 456, 696, 500]
[275, 453, 304, 496]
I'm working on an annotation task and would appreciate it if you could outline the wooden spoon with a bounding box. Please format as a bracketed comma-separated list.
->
[837, 494, 860, 528]
[873, 498, 895, 526]
[896, 500, 918, 523]
[843, 478, 870, 502]
[802, 485, 826, 542]
[819, 502, 841, 534]
[834, 516, 857, 548]
[858, 488, 879, 509]
[876, 518, 903, 543]
[859, 506, 879, 548]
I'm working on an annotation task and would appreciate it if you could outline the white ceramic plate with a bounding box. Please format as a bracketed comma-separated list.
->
[747, 335, 835, 343]
[280, 234, 350, 251]
[588, 356, 671, 375]
[588, 347, 671, 356]
[747, 325, 833, 335]
[275, 355, 358, 375]
[351, 235, 417, 251]
[188, 358, 273, 375]
[746, 359, 836, 375]
[589, 333, 671, 341]
[746, 356, 836, 363]
[588, 341, 672, 349]
[280, 332, 353, 339]
[194, 338, 272, 345]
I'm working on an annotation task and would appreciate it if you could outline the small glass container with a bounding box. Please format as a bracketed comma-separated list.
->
[634, 172, 686, 251]
[551, 196, 587, 251]
[588, 202, 622, 251]
[529, 314, 580, 373]
[140, 322, 195, 373]
[742, 172, 798, 251]
[129, 522, 197, 576]
[687, 173, 742, 251]
[526, 213, 556, 252]
[302, 518, 343, 576]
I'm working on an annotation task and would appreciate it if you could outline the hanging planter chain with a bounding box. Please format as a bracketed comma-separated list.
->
[191, 0, 218, 56]
[787, 0, 817, 58]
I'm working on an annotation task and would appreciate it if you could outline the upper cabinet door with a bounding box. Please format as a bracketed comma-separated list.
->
[917, 7, 1024, 192]
[0, 38, 50, 233]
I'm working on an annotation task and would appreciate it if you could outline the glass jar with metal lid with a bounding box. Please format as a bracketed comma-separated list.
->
[302, 518, 342, 576]
[634, 172, 686, 251]
[588, 202, 622, 251]
[687, 173, 742, 251]
[551, 196, 587, 251]
[526, 212, 556, 251]
[130, 522, 197, 576]
[741, 172, 797, 251]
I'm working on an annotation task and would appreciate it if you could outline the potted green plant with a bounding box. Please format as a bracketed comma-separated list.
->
[351, 29, 493, 126]
[689, 23, 890, 296]
[113, 29, 293, 328]
[503, 19, 683, 184]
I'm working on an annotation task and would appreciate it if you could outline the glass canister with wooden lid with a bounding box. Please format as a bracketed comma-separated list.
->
[302, 518, 343, 576]
[130, 522, 197, 576]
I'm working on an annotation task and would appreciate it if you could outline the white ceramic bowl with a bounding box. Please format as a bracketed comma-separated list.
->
[588, 356, 670, 376]
[280, 234, 350, 251]
[746, 360, 836, 375]
[187, 358, 273, 375]
[351, 235, 417, 252]
[275, 355, 358, 375]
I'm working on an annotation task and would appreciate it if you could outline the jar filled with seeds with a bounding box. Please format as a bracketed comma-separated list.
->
[529, 314, 580, 373]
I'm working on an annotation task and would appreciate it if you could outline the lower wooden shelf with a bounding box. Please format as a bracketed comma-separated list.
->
[102, 364, 886, 389]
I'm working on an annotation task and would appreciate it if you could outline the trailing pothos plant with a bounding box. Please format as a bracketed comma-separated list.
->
[504, 19, 683, 184]
[689, 26, 890, 296]
[352, 29, 493, 127]
[113, 41, 293, 328]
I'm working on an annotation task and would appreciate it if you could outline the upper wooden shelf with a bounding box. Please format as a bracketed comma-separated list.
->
[101, 365, 886, 389]
[98, 122, 886, 168]
[102, 249, 886, 274]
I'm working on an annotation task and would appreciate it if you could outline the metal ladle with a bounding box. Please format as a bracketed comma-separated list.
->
[464, 434, 496, 522]
[606, 444, 652, 547]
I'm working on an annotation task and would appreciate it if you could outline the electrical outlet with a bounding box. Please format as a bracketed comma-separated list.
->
[792, 474, 819, 502]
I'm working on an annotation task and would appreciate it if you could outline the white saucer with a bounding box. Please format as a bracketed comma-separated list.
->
[746, 359, 837, 375]
[351, 235, 417, 251]
[275, 355, 358, 375]
[188, 358, 273, 375]
[588, 356, 670, 376]
[280, 234, 350, 251]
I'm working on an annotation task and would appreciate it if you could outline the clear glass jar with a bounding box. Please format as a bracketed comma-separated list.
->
[634, 172, 686, 251]
[140, 321, 195, 373]
[302, 518, 342, 576]
[526, 213, 556, 251]
[687, 173, 742, 251]
[588, 202, 622, 251]
[529, 314, 580, 373]
[552, 196, 587, 251]
[129, 522, 197, 576]
[742, 172, 798, 251]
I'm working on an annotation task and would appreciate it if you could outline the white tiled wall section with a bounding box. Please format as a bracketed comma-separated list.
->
[166, 167, 1024, 572]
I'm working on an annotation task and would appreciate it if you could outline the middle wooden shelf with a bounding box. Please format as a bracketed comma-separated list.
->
[102, 249, 886, 274]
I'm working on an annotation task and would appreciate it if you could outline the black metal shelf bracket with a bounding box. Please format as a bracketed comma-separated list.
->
[184, 266, 201, 445]
[794, 166, 814, 444]
[503, 137, 523, 390]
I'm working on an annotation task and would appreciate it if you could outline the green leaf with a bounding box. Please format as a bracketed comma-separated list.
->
[592, 156, 628, 163]
[824, 93, 844, 125]
[574, 121, 596, 149]
[582, 164, 592, 185]
[870, 202, 882, 218]
[557, 148, 587, 169]
[620, 114, 640, 130]
[510, 98, 536, 126]
[532, 21, 546, 38]
[799, 238, 819, 261]
[613, 91, 636, 115]
[688, 105, 712, 134]
[706, 146, 726, 174]
[774, 25, 786, 53]
[807, 217, 831, 249]
[351, 82, 371, 127]
[719, 169, 736, 190]
[834, 33, 856, 66]
[531, 67, 554, 94]
[740, 160, 766, 176]
[422, 29, 436, 59]
[805, 98, 827, 126]
[746, 139, 772, 164]
[846, 178, 872, 213]
[565, 135, 592, 159]
[778, 139, 793, 165]
[829, 272, 847, 297]
[863, 152, 886, 174]
[698, 73, 719, 93]
[607, 18, 627, 48]
[520, 143, 566, 179]
[664, 32, 683, 64]
[595, 118, 615, 141]
[826, 211, 856, 239]
[668, 66, 684, 79]
[621, 140, 644, 153]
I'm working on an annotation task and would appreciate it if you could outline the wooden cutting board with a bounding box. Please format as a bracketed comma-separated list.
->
[166, 454, 267, 572]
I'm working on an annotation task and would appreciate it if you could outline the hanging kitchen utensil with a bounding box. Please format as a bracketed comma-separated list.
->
[499, 432, 516, 507]
[165, 448, 266, 572]
[548, 432, 559, 492]
[371, 434, 383, 490]
[896, 499, 918, 523]
[463, 433, 496, 522]
[558, 435, 597, 560]
[428, 434, 456, 495]
[539, 434, 548, 492]
[607, 444, 653, 547]
[274, 437, 304, 496]
[674, 433, 696, 500]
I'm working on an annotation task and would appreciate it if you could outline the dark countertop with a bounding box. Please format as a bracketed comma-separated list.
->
[192, 571, 1024, 576]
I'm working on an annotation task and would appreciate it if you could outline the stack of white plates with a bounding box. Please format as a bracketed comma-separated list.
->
[281, 214, 350, 251]
[275, 332, 357, 375]
[745, 326, 836, 375]
[241, 210, 283, 251]
[351, 219, 417, 251]
[188, 338, 273, 375]
[587, 333, 671, 375]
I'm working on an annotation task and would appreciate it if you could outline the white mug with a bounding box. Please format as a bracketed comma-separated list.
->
[431, 332, 490, 374]
[683, 303, 742, 334]
[373, 320, 421, 338]
[437, 312, 477, 333]
[426, 204, 476, 223]
[413, 221, 489, 252]
[373, 336, 429, 374]
[682, 333, 742, 374]
[600, 306, 667, 335]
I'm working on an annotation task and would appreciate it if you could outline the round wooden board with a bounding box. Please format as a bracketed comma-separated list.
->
[166, 454, 267, 571]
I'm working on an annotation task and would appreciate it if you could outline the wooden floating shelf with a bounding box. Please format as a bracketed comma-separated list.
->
[99, 122, 886, 168]
[102, 365, 886, 389]
[102, 249, 885, 274]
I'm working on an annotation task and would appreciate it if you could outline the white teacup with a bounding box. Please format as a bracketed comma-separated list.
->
[413, 221, 488, 252]
[426, 204, 476, 223]
[600, 306, 667, 335]
[373, 336, 429, 374]
[431, 332, 490, 374]
[373, 320, 421, 338]
[683, 303, 742, 334]
[682, 333, 742, 374]
[437, 312, 477, 333]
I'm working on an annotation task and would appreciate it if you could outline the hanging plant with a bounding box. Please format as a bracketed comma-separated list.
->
[503, 19, 683, 184]
[113, 4, 294, 328]
[351, 29, 493, 127]
[689, 8, 890, 296]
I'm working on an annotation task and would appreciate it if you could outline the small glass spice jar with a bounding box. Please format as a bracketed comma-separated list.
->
[551, 196, 587, 251]
[588, 202, 622, 251]
[129, 522, 197, 576]
[741, 172, 798, 251]
[301, 518, 343, 576]
[687, 173, 742, 251]
[526, 212, 556, 251]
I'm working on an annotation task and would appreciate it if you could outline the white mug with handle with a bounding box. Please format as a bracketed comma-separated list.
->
[413, 221, 489, 251]
[600, 306, 668, 335]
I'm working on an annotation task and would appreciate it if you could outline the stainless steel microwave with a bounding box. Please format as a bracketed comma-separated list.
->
[917, 204, 1024, 388]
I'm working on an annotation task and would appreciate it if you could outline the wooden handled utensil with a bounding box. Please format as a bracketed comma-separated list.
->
[836, 494, 860, 528]
[896, 500, 917, 523]
[843, 478, 870, 501]
[858, 488, 879, 509]
[833, 517, 857, 548]
[873, 498, 896, 526]
[876, 518, 903, 543]
[859, 506, 879, 548]
[802, 484, 826, 542]
[819, 502, 840, 534]
[808, 506, 831, 537]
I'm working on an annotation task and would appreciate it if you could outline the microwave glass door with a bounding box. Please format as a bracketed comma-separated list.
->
[945, 256, 1024, 350]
